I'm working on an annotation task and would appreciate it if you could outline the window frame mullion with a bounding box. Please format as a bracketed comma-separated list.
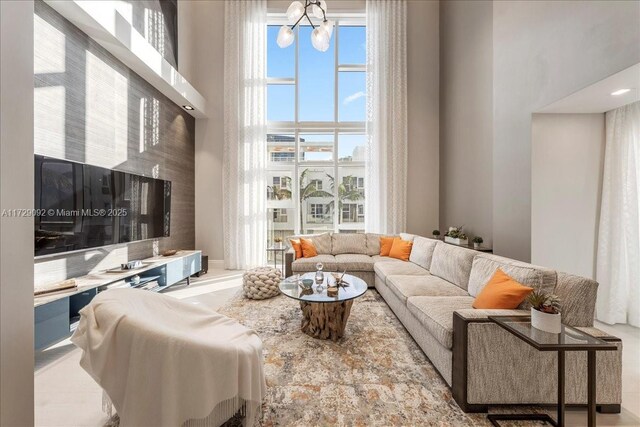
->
[333, 20, 340, 234]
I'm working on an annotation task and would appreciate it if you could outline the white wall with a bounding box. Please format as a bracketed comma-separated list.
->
[0, 1, 35, 425]
[493, 0, 640, 261]
[179, 0, 225, 263]
[531, 114, 605, 278]
[406, 0, 440, 236]
[439, 0, 492, 245]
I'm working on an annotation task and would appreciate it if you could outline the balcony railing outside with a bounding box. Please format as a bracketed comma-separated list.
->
[341, 214, 365, 223]
[306, 214, 333, 224]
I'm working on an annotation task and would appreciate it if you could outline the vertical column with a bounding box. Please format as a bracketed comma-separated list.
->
[0, 1, 35, 425]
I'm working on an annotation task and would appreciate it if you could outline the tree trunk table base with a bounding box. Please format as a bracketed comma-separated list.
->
[299, 300, 354, 341]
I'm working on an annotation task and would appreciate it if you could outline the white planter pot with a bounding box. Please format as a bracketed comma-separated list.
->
[445, 236, 468, 246]
[531, 308, 562, 334]
[473, 243, 482, 249]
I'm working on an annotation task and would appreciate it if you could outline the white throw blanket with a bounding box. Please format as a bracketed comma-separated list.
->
[71, 288, 265, 427]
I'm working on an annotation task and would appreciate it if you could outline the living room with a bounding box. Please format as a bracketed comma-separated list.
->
[1, 0, 639, 426]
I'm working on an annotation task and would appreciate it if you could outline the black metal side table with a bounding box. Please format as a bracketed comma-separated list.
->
[487, 316, 618, 427]
[267, 244, 287, 273]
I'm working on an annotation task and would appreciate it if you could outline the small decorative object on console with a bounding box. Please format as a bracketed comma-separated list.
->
[121, 260, 143, 270]
[472, 236, 484, 249]
[161, 249, 178, 257]
[432, 229, 441, 239]
[527, 290, 562, 333]
[444, 226, 468, 245]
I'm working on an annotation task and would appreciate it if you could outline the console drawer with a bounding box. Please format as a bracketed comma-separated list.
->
[35, 298, 70, 350]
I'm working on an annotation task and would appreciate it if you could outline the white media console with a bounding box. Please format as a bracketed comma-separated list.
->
[34, 250, 201, 350]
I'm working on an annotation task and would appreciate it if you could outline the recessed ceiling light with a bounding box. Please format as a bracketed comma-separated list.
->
[183, 105, 194, 110]
[611, 89, 631, 96]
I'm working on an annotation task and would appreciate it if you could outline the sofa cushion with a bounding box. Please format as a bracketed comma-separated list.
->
[289, 239, 303, 259]
[379, 236, 395, 256]
[409, 236, 438, 270]
[300, 238, 318, 257]
[389, 238, 413, 261]
[374, 260, 429, 281]
[467, 253, 557, 299]
[287, 233, 332, 255]
[291, 254, 337, 272]
[407, 296, 475, 349]
[472, 268, 534, 309]
[387, 275, 469, 304]
[334, 254, 375, 271]
[332, 233, 367, 255]
[400, 233, 416, 242]
[429, 242, 478, 290]
[365, 233, 383, 256]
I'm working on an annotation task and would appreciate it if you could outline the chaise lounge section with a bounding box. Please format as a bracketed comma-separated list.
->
[284, 232, 623, 413]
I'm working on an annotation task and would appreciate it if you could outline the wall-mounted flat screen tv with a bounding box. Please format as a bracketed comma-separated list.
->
[34, 155, 171, 256]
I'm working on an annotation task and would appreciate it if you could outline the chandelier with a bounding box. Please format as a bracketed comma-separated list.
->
[276, 1, 334, 52]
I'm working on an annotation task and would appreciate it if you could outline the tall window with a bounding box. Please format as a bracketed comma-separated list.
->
[266, 17, 366, 246]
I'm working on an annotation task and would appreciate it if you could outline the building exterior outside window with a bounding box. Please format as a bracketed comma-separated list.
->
[266, 19, 366, 250]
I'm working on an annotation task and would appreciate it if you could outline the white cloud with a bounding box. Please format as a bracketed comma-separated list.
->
[343, 91, 365, 106]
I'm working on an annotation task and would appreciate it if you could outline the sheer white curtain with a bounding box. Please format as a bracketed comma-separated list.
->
[596, 101, 640, 326]
[223, 0, 267, 269]
[365, 0, 408, 234]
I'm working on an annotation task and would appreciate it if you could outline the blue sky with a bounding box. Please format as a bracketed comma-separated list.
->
[267, 25, 366, 122]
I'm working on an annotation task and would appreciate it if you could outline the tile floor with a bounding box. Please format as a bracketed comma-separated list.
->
[34, 270, 640, 427]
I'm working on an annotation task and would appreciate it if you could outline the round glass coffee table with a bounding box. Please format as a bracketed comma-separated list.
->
[279, 272, 367, 341]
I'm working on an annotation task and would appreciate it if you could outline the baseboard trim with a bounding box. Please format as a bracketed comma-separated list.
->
[208, 259, 224, 270]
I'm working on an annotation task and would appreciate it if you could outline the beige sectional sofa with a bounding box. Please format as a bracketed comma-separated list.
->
[285, 232, 622, 413]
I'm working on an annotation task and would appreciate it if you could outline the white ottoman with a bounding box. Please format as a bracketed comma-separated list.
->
[243, 267, 282, 300]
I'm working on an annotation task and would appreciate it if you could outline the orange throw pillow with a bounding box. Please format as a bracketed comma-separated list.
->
[300, 238, 318, 258]
[389, 238, 413, 261]
[472, 268, 534, 309]
[289, 239, 303, 259]
[379, 236, 395, 256]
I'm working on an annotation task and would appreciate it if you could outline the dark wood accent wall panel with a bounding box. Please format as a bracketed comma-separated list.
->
[33, 0, 195, 287]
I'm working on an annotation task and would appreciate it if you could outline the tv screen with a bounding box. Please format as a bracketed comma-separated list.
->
[34, 155, 171, 256]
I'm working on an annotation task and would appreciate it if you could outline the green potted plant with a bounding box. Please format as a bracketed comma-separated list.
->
[472, 236, 483, 249]
[432, 229, 441, 239]
[527, 290, 562, 333]
[444, 226, 467, 246]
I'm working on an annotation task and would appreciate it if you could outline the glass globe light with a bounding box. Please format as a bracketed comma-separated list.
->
[286, 1, 305, 24]
[312, 0, 327, 19]
[320, 19, 334, 38]
[311, 27, 330, 52]
[277, 25, 295, 48]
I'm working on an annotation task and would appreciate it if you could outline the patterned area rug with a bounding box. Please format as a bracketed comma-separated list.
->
[218, 290, 547, 426]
